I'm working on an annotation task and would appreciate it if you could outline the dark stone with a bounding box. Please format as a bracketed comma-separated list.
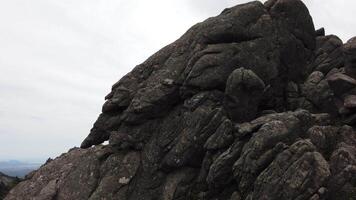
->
[344, 94, 356, 108]
[327, 73, 356, 96]
[309, 35, 344, 74]
[315, 27, 325, 37]
[327, 126, 356, 199]
[161, 96, 225, 169]
[235, 110, 312, 140]
[79, 0, 318, 149]
[206, 141, 243, 189]
[307, 125, 340, 157]
[301, 71, 337, 114]
[224, 68, 265, 122]
[344, 37, 356, 79]
[6, 0, 356, 200]
[0, 173, 19, 199]
[252, 140, 330, 200]
[233, 117, 301, 194]
[204, 118, 234, 151]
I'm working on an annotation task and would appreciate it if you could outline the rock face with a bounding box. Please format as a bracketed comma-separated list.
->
[0, 172, 19, 199]
[6, 0, 356, 200]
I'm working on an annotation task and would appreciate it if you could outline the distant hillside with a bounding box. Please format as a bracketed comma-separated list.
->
[0, 160, 42, 178]
[0, 172, 19, 199]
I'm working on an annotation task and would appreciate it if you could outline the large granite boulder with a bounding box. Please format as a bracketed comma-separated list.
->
[224, 68, 265, 122]
[6, 0, 356, 200]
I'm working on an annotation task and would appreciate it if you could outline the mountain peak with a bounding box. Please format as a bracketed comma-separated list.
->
[5, 0, 356, 199]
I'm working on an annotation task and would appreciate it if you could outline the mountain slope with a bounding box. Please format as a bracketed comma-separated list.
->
[0, 172, 19, 199]
[6, 0, 356, 199]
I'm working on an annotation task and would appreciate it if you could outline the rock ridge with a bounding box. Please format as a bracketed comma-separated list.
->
[6, 0, 356, 199]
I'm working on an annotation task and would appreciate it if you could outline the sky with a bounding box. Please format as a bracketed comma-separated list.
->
[0, 0, 355, 162]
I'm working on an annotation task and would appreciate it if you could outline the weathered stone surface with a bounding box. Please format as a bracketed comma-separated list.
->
[315, 28, 325, 37]
[301, 71, 337, 114]
[344, 37, 356, 78]
[6, 146, 140, 200]
[327, 126, 356, 200]
[327, 71, 356, 119]
[252, 140, 330, 200]
[235, 110, 312, 140]
[204, 118, 234, 151]
[81, 0, 316, 149]
[328, 73, 356, 96]
[344, 95, 356, 108]
[310, 35, 344, 74]
[6, 0, 356, 199]
[224, 68, 265, 122]
[0, 173, 19, 199]
[207, 141, 243, 189]
[233, 112, 304, 195]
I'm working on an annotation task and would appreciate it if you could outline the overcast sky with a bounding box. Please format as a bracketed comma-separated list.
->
[0, 0, 355, 162]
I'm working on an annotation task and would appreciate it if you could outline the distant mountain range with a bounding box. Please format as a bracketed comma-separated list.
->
[0, 160, 42, 178]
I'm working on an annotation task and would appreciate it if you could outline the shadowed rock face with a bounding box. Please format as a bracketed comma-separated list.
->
[0, 172, 19, 199]
[6, 0, 356, 200]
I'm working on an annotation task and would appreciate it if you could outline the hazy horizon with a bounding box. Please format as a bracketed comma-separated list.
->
[0, 0, 355, 162]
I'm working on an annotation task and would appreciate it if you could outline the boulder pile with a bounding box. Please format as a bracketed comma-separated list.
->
[6, 0, 356, 199]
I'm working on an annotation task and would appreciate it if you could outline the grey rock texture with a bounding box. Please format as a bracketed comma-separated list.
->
[6, 0, 356, 199]
[0, 172, 19, 199]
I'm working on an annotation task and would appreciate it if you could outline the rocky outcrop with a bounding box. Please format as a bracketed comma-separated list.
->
[6, 0, 356, 199]
[0, 172, 19, 199]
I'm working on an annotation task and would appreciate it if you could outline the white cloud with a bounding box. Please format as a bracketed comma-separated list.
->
[303, 0, 356, 42]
